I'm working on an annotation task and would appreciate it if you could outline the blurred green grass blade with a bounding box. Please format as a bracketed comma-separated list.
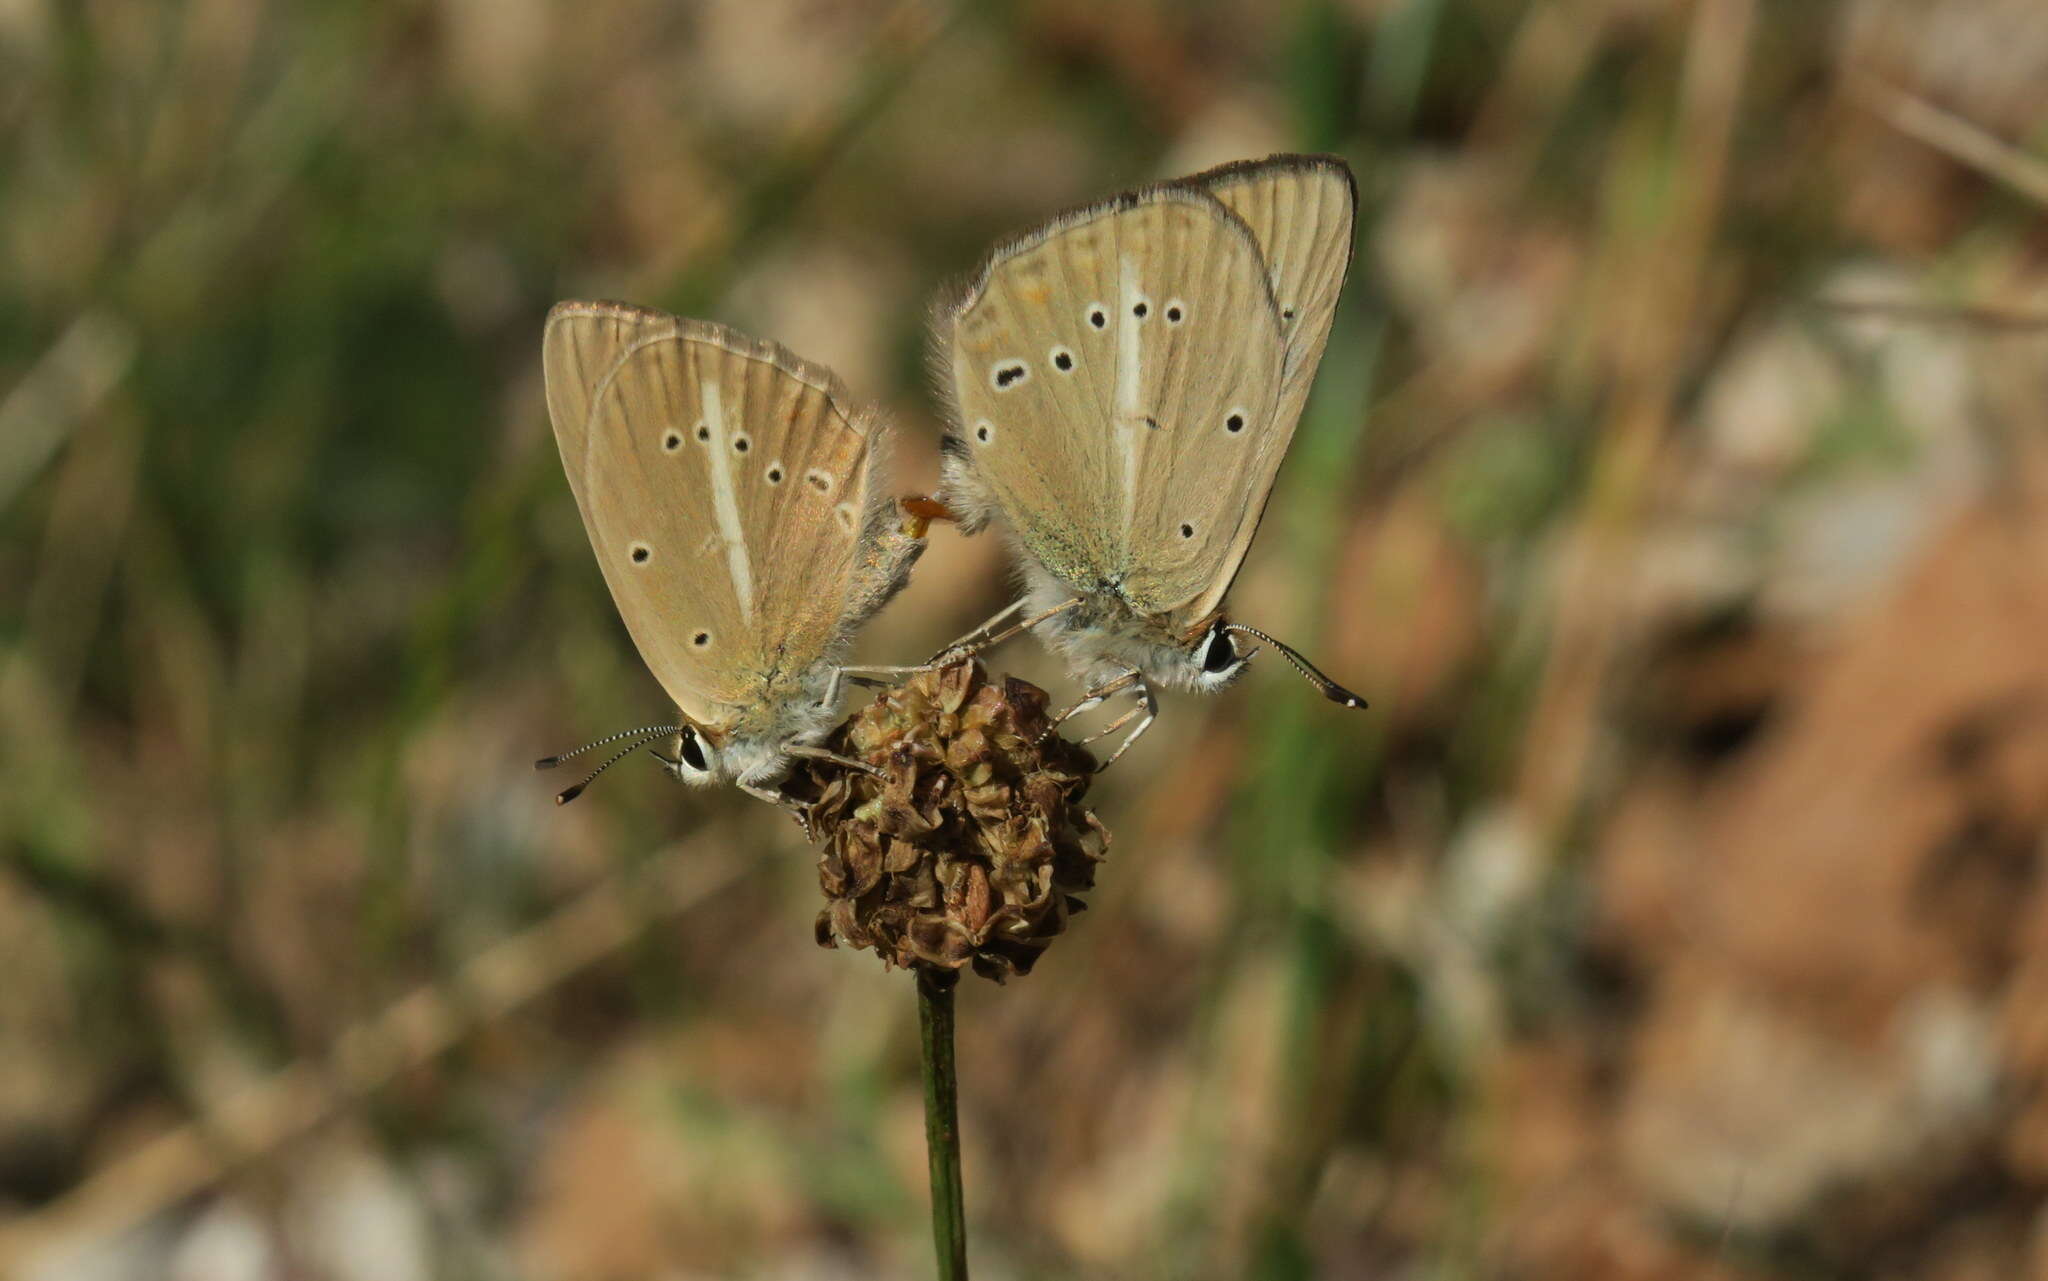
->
[1368, 0, 1446, 136]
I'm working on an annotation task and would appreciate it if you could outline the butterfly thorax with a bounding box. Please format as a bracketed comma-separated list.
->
[933, 154, 1356, 707]
[698, 661, 844, 786]
[1019, 559, 1238, 694]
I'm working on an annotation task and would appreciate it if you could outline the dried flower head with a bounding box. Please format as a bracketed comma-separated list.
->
[797, 659, 1107, 982]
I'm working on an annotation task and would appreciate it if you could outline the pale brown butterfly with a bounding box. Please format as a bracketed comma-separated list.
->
[930, 154, 1366, 765]
[537, 301, 924, 806]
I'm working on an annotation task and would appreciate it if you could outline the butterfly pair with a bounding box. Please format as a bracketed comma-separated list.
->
[538, 153, 1365, 806]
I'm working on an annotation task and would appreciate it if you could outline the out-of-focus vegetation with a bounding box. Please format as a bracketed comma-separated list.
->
[5, 1, 2048, 1277]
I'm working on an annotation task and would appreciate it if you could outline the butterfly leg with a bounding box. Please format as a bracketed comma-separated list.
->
[1048, 667, 1141, 729]
[820, 664, 940, 709]
[1075, 677, 1159, 768]
[783, 742, 887, 779]
[931, 595, 1084, 665]
[1075, 687, 1146, 746]
[928, 597, 1027, 662]
[737, 776, 817, 838]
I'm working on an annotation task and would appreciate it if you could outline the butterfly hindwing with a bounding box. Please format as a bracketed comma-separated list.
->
[1173, 154, 1357, 622]
[1191, 154, 1356, 419]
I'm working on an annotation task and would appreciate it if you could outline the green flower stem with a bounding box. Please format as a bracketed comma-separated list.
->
[917, 966, 968, 1279]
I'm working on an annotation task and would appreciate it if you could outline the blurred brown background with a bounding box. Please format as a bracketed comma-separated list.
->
[5, 0, 2048, 1277]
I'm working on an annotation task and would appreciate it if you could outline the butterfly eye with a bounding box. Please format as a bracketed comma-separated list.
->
[1200, 626, 1237, 674]
[629, 543, 651, 565]
[974, 421, 994, 445]
[1281, 305, 1297, 322]
[1086, 303, 1108, 330]
[1179, 522, 1195, 540]
[678, 727, 710, 773]
[1165, 300, 1185, 324]
[992, 361, 1029, 391]
[695, 422, 710, 442]
[732, 434, 751, 454]
[1131, 298, 1150, 320]
[1225, 409, 1246, 434]
[663, 431, 682, 452]
[806, 470, 834, 495]
[1050, 346, 1075, 373]
[765, 464, 784, 485]
[691, 630, 711, 647]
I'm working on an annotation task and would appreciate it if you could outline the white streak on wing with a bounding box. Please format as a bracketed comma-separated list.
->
[700, 380, 756, 617]
[1115, 251, 1142, 538]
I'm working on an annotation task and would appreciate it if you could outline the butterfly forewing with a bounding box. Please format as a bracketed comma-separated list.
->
[544, 303, 878, 724]
[944, 188, 1286, 621]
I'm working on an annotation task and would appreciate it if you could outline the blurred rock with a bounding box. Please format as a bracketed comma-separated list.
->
[1664, 264, 1987, 631]
[1693, 316, 1846, 491]
[167, 1198, 279, 1281]
[1835, 0, 2048, 251]
[1374, 156, 1581, 394]
[286, 1144, 431, 1281]
[1619, 972, 1995, 1228]
[1841, 0, 2048, 137]
[23, 1222, 179, 1281]
[1497, 448, 2048, 1273]
[1758, 469, 1952, 628]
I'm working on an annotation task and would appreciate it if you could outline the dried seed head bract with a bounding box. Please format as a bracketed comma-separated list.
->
[796, 660, 1108, 982]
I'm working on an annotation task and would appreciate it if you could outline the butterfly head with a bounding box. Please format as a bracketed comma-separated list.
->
[1187, 617, 1253, 692]
[1178, 619, 1370, 709]
[662, 719, 815, 790]
[538, 709, 832, 804]
[536, 719, 702, 804]
[660, 724, 721, 786]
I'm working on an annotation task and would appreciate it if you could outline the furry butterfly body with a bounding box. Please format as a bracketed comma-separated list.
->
[541, 301, 922, 803]
[932, 154, 1365, 761]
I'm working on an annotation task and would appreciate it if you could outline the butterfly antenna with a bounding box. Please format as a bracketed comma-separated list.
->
[535, 724, 682, 770]
[537, 724, 681, 806]
[551, 735, 669, 806]
[1225, 625, 1368, 710]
